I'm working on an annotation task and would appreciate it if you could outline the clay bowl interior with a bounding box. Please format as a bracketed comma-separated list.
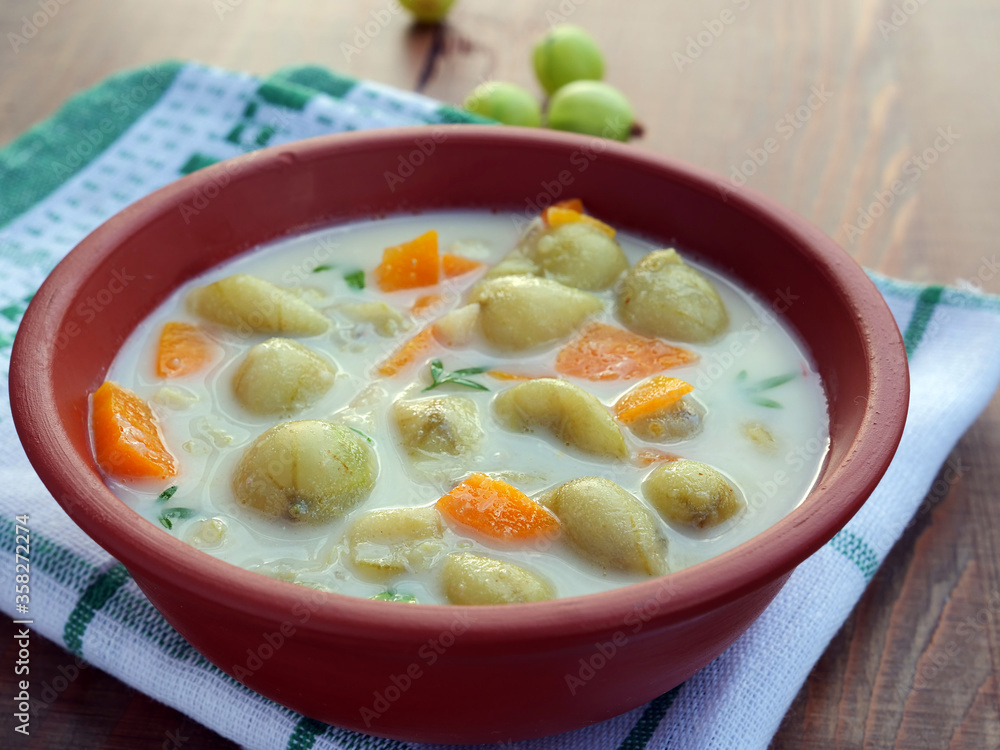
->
[10, 127, 908, 744]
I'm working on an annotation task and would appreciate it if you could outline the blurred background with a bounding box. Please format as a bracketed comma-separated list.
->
[1, 1, 998, 748]
[2, 0, 998, 292]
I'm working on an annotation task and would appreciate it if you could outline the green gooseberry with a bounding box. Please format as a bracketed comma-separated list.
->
[532, 24, 605, 96]
[399, 0, 458, 23]
[463, 82, 542, 127]
[546, 80, 634, 142]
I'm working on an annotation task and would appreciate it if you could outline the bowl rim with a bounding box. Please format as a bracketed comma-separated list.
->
[10, 125, 909, 644]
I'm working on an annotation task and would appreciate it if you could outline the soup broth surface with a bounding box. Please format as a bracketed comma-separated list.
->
[102, 210, 829, 604]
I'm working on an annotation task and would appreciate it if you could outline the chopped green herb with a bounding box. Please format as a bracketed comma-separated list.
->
[752, 397, 783, 409]
[754, 373, 797, 391]
[423, 359, 490, 392]
[370, 591, 418, 603]
[739, 371, 797, 409]
[312, 264, 335, 273]
[348, 426, 374, 444]
[158, 506, 196, 530]
[156, 485, 178, 503]
[344, 270, 365, 290]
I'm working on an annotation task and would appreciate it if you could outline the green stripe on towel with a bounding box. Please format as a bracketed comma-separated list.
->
[257, 80, 314, 112]
[902, 284, 944, 357]
[616, 685, 683, 750]
[270, 66, 359, 100]
[828, 529, 880, 581]
[64, 563, 132, 655]
[286, 717, 328, 750]
[0, 517, 97, 592]
[0, 61, 183, 230]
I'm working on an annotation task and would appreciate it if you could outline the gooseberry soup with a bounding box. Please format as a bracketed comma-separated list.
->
[91, 205, 829, 605]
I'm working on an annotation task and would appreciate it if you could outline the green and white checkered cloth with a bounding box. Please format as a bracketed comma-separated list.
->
[2, 62, 999, 750]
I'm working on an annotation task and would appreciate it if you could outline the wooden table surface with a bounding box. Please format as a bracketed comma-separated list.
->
[2, 1, 998, 747]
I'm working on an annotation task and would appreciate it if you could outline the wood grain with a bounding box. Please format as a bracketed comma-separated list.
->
[1, 0, 997, 748]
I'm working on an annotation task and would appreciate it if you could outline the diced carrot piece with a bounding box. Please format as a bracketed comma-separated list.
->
[556, 322, 698, 381]
[436, 472, 560, 542]
[441, 253, 485, 278]
[614, 376, 694, 424]
[91, 381, 177, 480]
[487, 370, 555, 382]
[374, 230, 440, 292]
[542, 206, 616, 238]
[376, 328, 436, 376]
[156, 322, 214, 378]
[553, 198, 584, 213]
[633, 449, 682, 467]
[412, 293, 445, 315]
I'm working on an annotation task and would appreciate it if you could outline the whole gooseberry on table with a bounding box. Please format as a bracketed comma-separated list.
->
[546, 80, 634, 141]
[463, 82, 542, 127]
[399, 0, 457, 23]
[532, 24, 605, 95]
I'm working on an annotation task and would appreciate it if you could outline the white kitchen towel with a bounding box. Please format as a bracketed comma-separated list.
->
[2, 62, 999, 750]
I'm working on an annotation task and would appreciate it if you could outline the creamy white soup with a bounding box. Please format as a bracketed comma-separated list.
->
[91, 205, 829, 605]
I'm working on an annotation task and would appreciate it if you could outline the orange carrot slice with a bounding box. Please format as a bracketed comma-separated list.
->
[633, 449, 682, 467]
[411, 293, 445, 315]
[376, 328, 435, 376]
[556, 322, 697, 381]
[614, 376, 694, 424]
[441, 253, 484, 278]
[92, 381, 177, 480]
[553, 198, 584, 213]
[487, 370, 555, 382]
[542, 206, 616, 238]
[436, 473, 560, 542]
[374, 230, 440, 292]
[156, 322, 214, 378]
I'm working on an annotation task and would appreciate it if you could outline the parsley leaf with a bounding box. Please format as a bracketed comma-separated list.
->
[739, 371, 797, 409]
[344, 270, 365, 290]
[370, 591, 418, 603]
[752, 397, 783, 409]
[158, 507, 196, 530]
[312, 264, 335, 273]
[348, 426, 374, 444]
[754, 373, 797, 391]
[156, 485, 178, 503]
[423, 359, 490, 392]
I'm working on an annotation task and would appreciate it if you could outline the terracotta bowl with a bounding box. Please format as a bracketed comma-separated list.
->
[10, 127, 908, 743]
